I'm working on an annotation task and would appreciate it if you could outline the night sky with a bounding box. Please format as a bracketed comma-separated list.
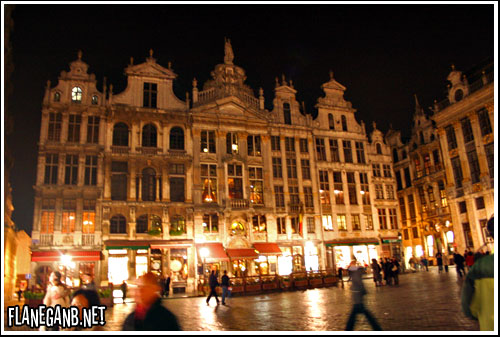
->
[4, 4, 494, 234]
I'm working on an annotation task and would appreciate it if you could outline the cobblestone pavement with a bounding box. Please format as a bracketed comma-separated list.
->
[4, 267, 481, 332]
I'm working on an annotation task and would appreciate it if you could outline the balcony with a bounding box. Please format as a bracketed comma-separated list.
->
[229, 199, 249, 209]
[40, 234, 53, 246]
[137, 147, 160, 155]
[82, 234, 95, 246]
[288, 202, 303, 214]
[111, 146, 130, 154]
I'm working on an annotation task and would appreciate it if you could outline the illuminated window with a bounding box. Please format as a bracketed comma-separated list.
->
[322, 215, 333, 231]
[249, 167, 264, 205]
[359, 173, 370, 205]
[364, 214, 374, 230]
[83, 200, 95, 234]
[67, 114, 81, 142]
[423, 154, 431, 175]
[227, 164, 243, 199]
[62, 199, 76, 233]
[226, 132, 239, 154]
[290, 217, 300, 234]
[230, 222, 246, 236]
[277, 217, 286, 234]
[319, 170, 330, 204]
[203, 214, 219, 233]
[438, 181, 448, 207]
[91, 95, 98, 105]
[71, 87, 82, 103]
[200, 130, 216, 153]
[201, 164, 217, 203]
[333, 171, 343, 204]
[247, 135, 262, 156]
[40, 199, 56, 233]
[110, 214, 127, 234]
[352, 214, 361, 231]
[337, 214, 347, 231]
[252, 215, 267, 233]
[170, 216, 186, 235]
[414, 156, 423, 178]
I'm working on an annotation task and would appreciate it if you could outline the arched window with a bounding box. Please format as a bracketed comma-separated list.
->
[136, 214, 162, 234]
[110, 214, 127, 234]
[91, 95, 98, 105]
[376, 143, 382, 154]
[54, 92, 61, 102]
[136, 215, 149, 234]
[170, 216, 186, 235]
[71, 87, 82, 103]
[283, 103, 291, 125]
[341, 115, 348, 131]
[328, 114, 335, 130]
[142, 124, 157, 147]
[170, 127, 184, 150]
[393, 149, 399, 162]
[113, 123, 129, 146]
[141, 168, 156, 201]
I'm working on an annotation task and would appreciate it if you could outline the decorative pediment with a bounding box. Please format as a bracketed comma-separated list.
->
[125, 60, 177, 80]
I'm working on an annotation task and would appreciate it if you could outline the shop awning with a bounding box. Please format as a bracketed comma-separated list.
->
[150, 240, 193, 249]
[226, 248, 259, 259]
[325, 238, 380, 247]
[253, 243, 283, 255]
[382, 237, 402, 244]
[196, 243, 229, 261]
[31, 251, 101, 262]
[105, 239, 193, 250]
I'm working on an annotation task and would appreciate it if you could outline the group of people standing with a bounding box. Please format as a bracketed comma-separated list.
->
[370, 257, 401, 286]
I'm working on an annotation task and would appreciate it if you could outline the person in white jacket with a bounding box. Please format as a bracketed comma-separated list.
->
[42, 271, 70, 331]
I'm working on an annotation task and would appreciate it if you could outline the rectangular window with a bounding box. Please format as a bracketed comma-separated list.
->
[201, 164, 217, 203]
[333, 171, 344, 204]
[475, 197, 485, 210]
[418, 186, 427, 212]
[203, 214, 219, 233]
[412, 227, 419, 239]
[445, 125, 458, 150]
[319, 170, 330, 204]
[399, 197, 407, 220]
[378, 209, 387, 229]
[408, 194, 416, 219]
[438, 181, 448, 208]
[289, 186, 300, 207]
[329, 139, 340, 162]
[423, 154, 431, 175]
[170, 177, 185, 202]
[304, 187, 314, 208]
[355, 142, 366, 163]
[249, 167, 264, 205]
[271, 136, 281, 151]
[433, 149, 442, 170]
[451, 157, 463, 188]
[169, 164, 185, 175]
[389, 208, 398, 229]
[143, 82, 157, 108]
[83, 200, 95, 234]
[67, 114, 82, 142]
[322, 215, 334, 231]
[359, 172, 370, 205]
[372, 164, 381, 177]
[307, 217, 315, 233]
[247, 135, 262, 156]
[315, 138, 327, 161]
[347, 172, 357, 205]
[352, 214, 361, 231]
[286, 158, 297, 179]
[395, 171, 403, 191]
[48, 112, 62, 141]
[291, 217, 300, 234]
[201, 130, 216, 153]
[64, 154, 79, 185]
[385, 184, 395, 200]
[285, 137, 295, 152]
[62, 199, 76, 233]
[274, 186, 285, 208]
[84, 155, 98, 186]
[383, 164, 392, 178]
[467, 149, 481, 184]
[477, 108, 492, 136]
[484, 143, 494, 178]
[337, 214, 347, 231]
[226, 132, 239, 154]
[44, 154, 59, 185]
[461, 117, 474, 144]
[414, 157, 423, 178]
[462, 222, 473, 247]
[252, 215, 267, 233]
[301, 159, 311, 180]
[86, 116, 100, 144]
[459, 201, 467, 214]
[40, 210, 55, 233]
[227, 164, 243, 199]
[111, 161, 127, 201]
[404, 167, 412, 187]
[375, 184, 384, 200]
[299, 138, 308, 153]
[364, 214, 374, 231]
[343, 140, 353, 163]
[272, 157, 283, 179]
[277, 217, 286, 234]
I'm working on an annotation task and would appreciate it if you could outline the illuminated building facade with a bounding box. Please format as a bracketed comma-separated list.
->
[30, 41, 400, 292]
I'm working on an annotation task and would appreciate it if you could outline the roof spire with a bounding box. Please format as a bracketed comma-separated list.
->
[414, 94, 424, 115]
[149, 49, 154, 58]
[77, 50, 82, 60]
[224, 37, 234, 65]
[329, 70, 333, 80]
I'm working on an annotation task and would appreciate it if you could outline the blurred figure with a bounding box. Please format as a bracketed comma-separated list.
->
[453, 252, 465, 277]
[345, 260, 382, 331]
[16, 288, 23, 301]
[163, 272, 171, 297]
[371, 259, 382, 286]
[42, 271, 70, 331]
[120, 280, 128, 303]
[465, 250, 475, 272]
[67, 288, 103, 331]
[391, 258, 400, 285]
[122, 272, 181, 331]
[221, 270, 231, 305]
[408, 256, 416, 272]
[461, 217, 494, 331]
[436, 252, 443, 273]
[443, 253, 449, 273]
[206, 270, 220, 305]
[82, 273, 96, 291]
[421, 256, 429, 272]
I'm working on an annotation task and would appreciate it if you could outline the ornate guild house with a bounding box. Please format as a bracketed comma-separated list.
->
[31, 40, 402, 293]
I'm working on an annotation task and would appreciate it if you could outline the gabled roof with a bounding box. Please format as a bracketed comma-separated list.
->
[124, 57, 177, 80]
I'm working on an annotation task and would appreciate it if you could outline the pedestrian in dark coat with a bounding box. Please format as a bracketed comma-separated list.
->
[163, 273, 171, 297]
[454, 252, 466, 277]
[371, 259, 382, 286]
[120, 281, 127, 302]
[122, 273, 181, 331]
[436, 252, 443, 273]
[391, 258, 400, 285]
[206, 270, 220, 305]
[465, 251, 475, 272]
[383, 258, 393, 286]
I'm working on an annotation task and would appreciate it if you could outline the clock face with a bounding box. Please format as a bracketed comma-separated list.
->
[455, 89, 464, 102]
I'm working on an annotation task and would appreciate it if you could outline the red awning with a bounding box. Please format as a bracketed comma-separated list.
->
[31, 251, 101, 262]
[196, 243, 229, 261]
[253, 243, 282, 255]
[226, 248, 259, 259]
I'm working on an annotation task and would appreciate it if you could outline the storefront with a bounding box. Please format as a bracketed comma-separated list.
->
[253, 243, 282, 275]
[196, 242, 230, 279]
[226, 248, 258, 277]
[381, 236, 403, 260]
[325, 238, 380, 270]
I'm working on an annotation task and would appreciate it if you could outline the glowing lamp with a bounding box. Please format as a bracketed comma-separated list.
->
[200, 247, 209, 259]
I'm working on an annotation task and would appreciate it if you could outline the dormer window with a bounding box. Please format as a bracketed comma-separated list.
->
[341, 115, 348, 131]
[71, 87, 82, 103]
[91, 95, 98, 105]
[54, 92, 61, 102]
[454, 89, 463, 102]
[143, 82, 157, 108]
[328, 114, 335, 130]
[376, 143, 382, 154]
[283, 103, 291, 125]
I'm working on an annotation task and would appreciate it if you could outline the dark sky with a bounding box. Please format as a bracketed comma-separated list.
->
[5, 4, 494, 233]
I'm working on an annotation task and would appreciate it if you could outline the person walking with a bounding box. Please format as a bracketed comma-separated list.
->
[120, 280, 128, 303]
[163, 273, 171, 297]
[206, 270, 220, 305]
[443, 253, 449, 273]
[465, 251, 475, 272]
[122, 272, 181, 331]
[221, 270, 231, 305]
[461, 216, 494, 331]
[436, 252, 443, 273]
[453, 252, 466, 277]
[42, 271, 70, 331]
[371, 259, 382, 286]
[345, 260, 382, 331]
[16, 288, 23, 302]
[383, 258, 393, 286]
[391, 258, 400, 285]
[421, 256, 429, 271]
